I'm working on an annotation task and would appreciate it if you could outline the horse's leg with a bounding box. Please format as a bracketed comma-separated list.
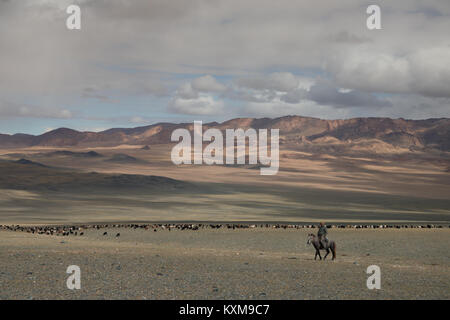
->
[314, 250, 318, 260]
[324, 248, 330, 260]
[318, 250, 322, 260]
[331, 242, 336, 260]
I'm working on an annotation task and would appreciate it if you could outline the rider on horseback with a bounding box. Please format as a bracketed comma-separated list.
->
[317, 222, 328, 249]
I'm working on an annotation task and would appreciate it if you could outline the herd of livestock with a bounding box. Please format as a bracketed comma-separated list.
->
[0, 222, 448, 236]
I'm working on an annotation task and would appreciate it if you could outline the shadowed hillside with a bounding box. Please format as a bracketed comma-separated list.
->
[0, 160, 187, 192]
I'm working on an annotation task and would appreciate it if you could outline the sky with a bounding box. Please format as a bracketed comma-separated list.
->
[0, 0, 449, 135]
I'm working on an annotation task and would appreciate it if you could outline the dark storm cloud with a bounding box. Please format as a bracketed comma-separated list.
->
[306, 81, 392, 108]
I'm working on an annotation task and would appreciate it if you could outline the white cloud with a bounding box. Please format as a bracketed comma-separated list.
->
[327, 47, 450, 98]
[168, 75, 227, 115]
[168, 95, 224, 115]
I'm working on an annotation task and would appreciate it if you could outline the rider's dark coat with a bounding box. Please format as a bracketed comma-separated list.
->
[318, 226, 328, 237]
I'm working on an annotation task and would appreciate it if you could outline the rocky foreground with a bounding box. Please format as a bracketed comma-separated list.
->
[0, 226, 448, 300]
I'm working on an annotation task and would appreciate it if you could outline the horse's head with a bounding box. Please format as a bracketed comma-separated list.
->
[306, 233, 315, 245]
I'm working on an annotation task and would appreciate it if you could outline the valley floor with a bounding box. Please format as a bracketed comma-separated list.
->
[0, 228, 448, 299]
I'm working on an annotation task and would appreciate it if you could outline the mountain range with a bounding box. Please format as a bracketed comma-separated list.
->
[1, 116, 449, 152]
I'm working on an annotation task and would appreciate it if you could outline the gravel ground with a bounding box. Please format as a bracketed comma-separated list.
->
[0, 228, 449, 299]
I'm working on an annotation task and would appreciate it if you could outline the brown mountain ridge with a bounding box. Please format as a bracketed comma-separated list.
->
[0, 116, 449, 151]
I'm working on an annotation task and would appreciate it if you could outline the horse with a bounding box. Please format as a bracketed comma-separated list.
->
[307, 234, 336, 260]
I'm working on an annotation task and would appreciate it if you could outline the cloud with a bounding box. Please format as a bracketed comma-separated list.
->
[229, 72, 390, 109]
[0, 100, 73, 119]
[236, 72, 299, 92]
[280, 89, 308, 104]
[305, 81, 392, 108]
[167, 75, 227, 115]
[408, 47, 450, 98]
[191, 75, 227, 92]
[176, 83, 199, 99]
[1, 0, 450, 128]
[168, 95, 224, 115]
[224, 72, 315, 105]
[327, 47, 450, 98]
[327, 31, 370, 44]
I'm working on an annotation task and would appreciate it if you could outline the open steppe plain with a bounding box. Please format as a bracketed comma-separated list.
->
[0, 227, 449, 299]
